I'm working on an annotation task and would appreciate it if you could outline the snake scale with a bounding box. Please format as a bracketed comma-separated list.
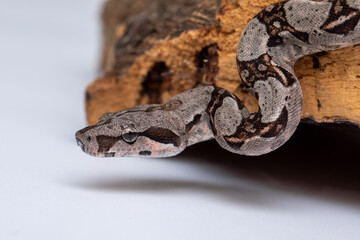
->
[76, 0, 360, 158]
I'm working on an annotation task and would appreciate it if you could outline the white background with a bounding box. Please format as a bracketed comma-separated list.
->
[1, 0, 360, 239]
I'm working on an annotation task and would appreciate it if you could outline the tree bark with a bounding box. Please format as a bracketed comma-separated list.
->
[85, 0, 360, 128]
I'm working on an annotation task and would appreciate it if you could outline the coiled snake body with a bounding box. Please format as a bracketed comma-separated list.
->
[76, 0, 360, 158]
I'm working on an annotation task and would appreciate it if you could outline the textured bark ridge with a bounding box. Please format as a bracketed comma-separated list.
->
[86, 0, 360, 127]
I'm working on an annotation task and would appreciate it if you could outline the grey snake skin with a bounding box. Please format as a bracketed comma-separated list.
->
[76, 0, 360, 158]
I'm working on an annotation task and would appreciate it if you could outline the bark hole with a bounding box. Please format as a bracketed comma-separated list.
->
[140, 62, 171, 104]
[194, 44, 219, 86]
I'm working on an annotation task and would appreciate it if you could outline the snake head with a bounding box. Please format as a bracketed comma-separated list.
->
[75, 104, 187, 158]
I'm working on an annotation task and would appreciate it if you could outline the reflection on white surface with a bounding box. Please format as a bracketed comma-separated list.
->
[1, 1, 360, 239]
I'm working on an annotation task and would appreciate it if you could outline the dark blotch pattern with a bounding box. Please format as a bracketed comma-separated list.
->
[96, 135, 122, 153]
[206, 87, 246, 135]
[237, 54, 296, 87]
[320, 0, 360, 35]
[139, 151, 152, 156]
[141, 127, 181, 147]
[224, 107, 288, 149]
[256, 1, 309, 47]
[186, 114, 202, 132]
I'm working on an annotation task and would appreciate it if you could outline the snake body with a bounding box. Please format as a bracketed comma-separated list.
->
[76, 0, 360, 158]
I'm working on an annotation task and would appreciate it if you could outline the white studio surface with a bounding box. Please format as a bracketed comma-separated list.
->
[1, 1, 360, 239]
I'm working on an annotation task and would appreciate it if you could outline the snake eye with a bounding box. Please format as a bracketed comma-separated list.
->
[122, 126, 138, 143]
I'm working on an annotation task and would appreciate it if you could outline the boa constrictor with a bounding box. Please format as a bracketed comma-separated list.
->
[76, 0, 360, 158]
